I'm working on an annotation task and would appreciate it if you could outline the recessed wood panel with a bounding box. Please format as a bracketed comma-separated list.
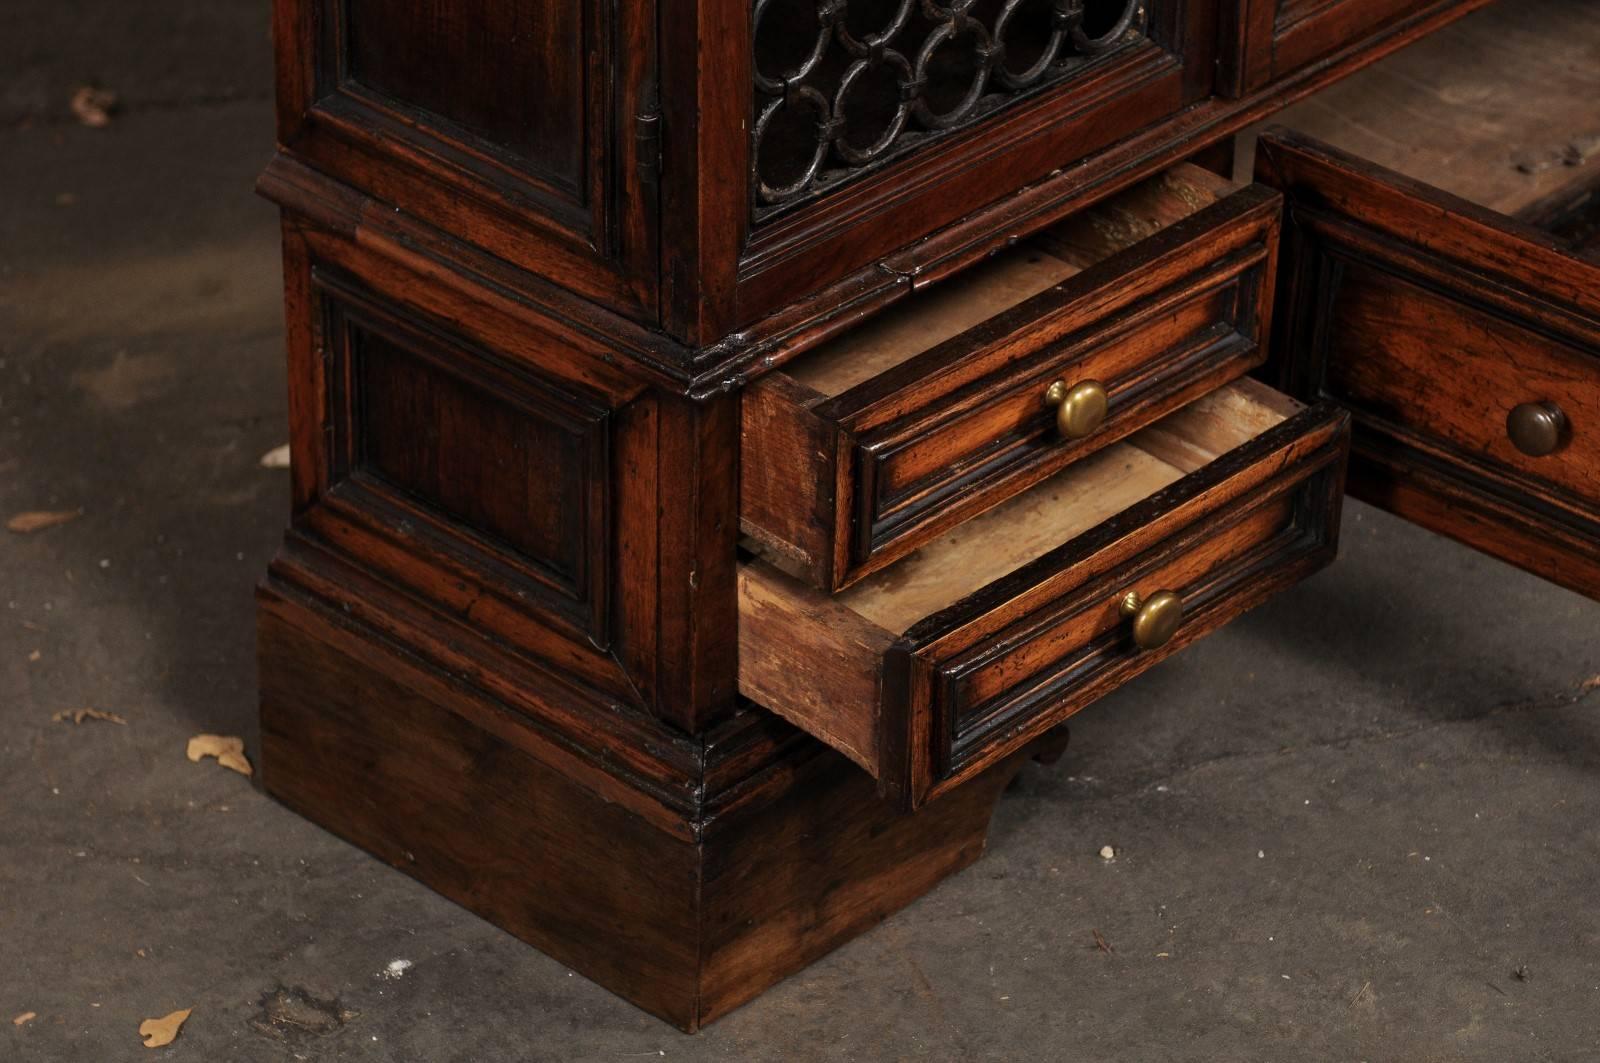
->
[317, 273, 613, 642]
[342, 0, 585, 189]
[270, 0, 658, 318]
[357, 331, 589, 581]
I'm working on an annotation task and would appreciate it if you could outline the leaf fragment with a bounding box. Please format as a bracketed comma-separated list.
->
[70, 86, 117, 128]
[53, 708, 128, 726]
[187, 734, 253, 777]
[12, 1012, 36, 1026]
[7, 509, 82, 534]
[138, 1008, 191, 1049]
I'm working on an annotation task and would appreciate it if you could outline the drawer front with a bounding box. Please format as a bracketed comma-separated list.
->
[847, 191, 1282, 583]
[740, 391, 1351, 811]
[744, 184, 1285, 593]
[897, 402, 1349, 806]
[1258, 131, 1600, 599]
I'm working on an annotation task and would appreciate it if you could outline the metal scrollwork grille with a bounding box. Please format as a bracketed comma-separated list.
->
[752, 0, 1149, 218]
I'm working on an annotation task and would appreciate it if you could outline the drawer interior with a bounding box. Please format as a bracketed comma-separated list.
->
[1260, 0, 1600, 250]
[747, 377, 1302, 637]
[781, 162, 1238, 400]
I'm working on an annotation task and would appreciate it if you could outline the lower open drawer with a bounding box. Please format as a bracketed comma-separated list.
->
[739, 380, 1351, 809]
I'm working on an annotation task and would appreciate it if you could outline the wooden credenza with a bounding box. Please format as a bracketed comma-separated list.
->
[255, 0, 1600, 1030]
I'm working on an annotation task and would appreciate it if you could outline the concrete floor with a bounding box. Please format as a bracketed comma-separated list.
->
[4, 4, 1600, 1060]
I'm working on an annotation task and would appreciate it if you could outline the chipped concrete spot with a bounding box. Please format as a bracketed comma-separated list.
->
[249, 985, 357, 1046]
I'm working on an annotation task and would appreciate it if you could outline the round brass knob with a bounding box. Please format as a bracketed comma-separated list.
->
[1506, 401, 1567, 457]
[1120, 589, 1184, 651]
[1044, 379, 1109, 440]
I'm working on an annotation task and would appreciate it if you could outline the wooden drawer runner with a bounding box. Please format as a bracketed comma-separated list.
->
[742, 165, 1285, 593]
[1257, 2, 1600, 599]
[740, 381, 1351, 810]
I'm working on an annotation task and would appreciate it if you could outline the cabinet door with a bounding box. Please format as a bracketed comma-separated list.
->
[1225, 0, 1440, 94]
[666, 0, 1222, 341]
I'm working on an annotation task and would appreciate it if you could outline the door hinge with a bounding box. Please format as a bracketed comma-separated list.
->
[635, 106, 662, 185]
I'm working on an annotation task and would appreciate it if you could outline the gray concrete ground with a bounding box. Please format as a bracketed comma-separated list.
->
[4, 4, 1600, 1060]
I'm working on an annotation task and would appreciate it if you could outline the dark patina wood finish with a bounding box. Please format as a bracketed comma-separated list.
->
[253, 0, 1591, 1032]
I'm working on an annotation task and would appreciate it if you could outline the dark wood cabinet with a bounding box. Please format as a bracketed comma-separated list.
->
[255, 0, 1594, 1032]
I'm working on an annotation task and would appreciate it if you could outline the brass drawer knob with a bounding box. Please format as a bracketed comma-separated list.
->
[1044, 379, 1109, 439]
[1120, 589, 1183, 651]
[1506, 401, 1567, 457]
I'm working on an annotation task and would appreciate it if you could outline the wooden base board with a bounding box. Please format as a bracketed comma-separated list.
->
[258, 564, 1053, 1031]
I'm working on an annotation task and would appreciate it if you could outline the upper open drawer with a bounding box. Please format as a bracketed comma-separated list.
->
[741, 380, 1350, 810]
[743, 164, 1285, 593]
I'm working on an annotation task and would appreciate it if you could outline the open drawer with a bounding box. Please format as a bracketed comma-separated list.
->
[740, 380, 1350, 810]
[1256, 0, 1600, 599]
[742, 164, 1285, 593]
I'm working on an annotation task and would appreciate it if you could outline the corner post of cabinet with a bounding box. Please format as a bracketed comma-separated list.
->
[615, 386, 742, 734]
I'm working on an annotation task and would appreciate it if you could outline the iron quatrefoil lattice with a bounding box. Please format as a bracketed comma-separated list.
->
[751, 0, 1150, 217]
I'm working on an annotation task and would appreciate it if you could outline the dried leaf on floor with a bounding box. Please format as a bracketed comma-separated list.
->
[7, 509, 82, 534]
[12, 1012, 36, 1027]
[187, 734, 253, 777]
[70, 86, 117, 128]
[53, 708, 128, 726]
[29, 650, 41, 662]
[1580, 675, 1600, 694]
[1092, 929, 1114, 954]
[138, 1008, 191, 1049]
[259, 444, 292, 469]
